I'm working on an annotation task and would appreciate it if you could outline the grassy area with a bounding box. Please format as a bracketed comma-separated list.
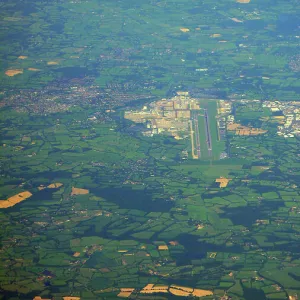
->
[0, 0, 300, 298]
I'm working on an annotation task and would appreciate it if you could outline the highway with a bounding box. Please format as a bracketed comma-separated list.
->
[204, 108, 212, 157]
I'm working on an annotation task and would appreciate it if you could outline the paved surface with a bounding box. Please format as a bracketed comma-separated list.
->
[204, 109, 212, 157]
[192, 111, 201, 159]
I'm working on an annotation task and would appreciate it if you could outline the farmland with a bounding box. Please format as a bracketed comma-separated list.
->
[0, 0, 299, 299]
[0, 99, 299, 299]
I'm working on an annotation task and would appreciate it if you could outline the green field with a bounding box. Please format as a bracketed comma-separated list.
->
[0, 0, 299, 299]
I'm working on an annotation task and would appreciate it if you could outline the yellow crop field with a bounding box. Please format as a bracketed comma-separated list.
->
[48, 183, 63, 188]
[117, 284, 213, 297]
[216, 178, 231, 188]
[71, 187, 89, 195]
[28, 68, 41, 71]
[5, 69, 23, 76]
[158, 245, 169, 250]
[47, 61, 59, 65]
[117, 288, 135, 298]
[192, 289, 214, 297]
[169, 287, 190, 296]
[0, 191, 32, 208]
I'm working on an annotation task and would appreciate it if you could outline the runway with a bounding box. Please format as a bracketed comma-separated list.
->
[189, 120, 198, 159]
[204, 108, 212, 157]
[191, 111, 201, 159]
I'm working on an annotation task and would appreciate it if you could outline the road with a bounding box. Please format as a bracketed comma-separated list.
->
[204, 108, 212, 157]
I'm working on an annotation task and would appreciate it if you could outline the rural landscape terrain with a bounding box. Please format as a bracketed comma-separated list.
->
[0, 0, 299, 299]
